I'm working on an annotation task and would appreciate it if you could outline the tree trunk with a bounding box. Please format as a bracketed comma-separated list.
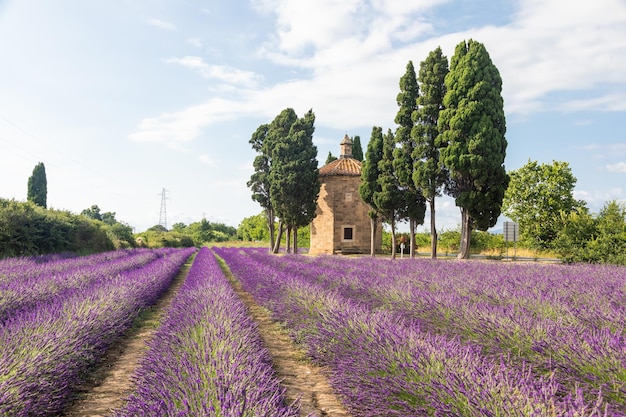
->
[285, 226, 292, 254]
[409, 218, 416, 259]
[293, 226, 298, 254]
[390, 216, 397, 260]
[272, 221, 284, 254]
[266, 208, 275, 253]
[429, 198, 437, 259]
[458, 208, 471, 259]
[370, 216, 377, 257]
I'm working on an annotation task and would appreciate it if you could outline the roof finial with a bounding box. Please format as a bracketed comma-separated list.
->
[340, 134, 353, 159]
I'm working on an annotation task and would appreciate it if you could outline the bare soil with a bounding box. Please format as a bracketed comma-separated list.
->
[62, 262, 192, 417]
[62, 256, 351, 417]
[227, 273, 352, 417]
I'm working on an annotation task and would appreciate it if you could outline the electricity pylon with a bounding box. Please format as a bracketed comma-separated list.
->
[158, 188, 169, 229]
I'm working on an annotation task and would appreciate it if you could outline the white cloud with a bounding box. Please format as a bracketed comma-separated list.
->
[128, 97, 248, 145]
[147, 18, 177, 31]
[165, 56, 262, 87]
[606, 161, 626, 173]
[133, 0, 626, 147]
[561, 94, 626, 112]
[197, 154, 218, 167]
[187, 37, 203, 48]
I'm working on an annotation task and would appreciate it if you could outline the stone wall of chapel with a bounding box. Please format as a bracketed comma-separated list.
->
[309, 180, 334, 255]
[310, 175, 382, 255]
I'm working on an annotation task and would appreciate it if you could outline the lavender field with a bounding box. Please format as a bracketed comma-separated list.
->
[1, 246, 625, 416]
[0, 247, 196, 416]
[113, 247, 300, 416]
[215, 247, 626, 416]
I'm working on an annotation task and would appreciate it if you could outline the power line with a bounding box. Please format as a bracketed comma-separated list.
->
[0, 113, 127, 190]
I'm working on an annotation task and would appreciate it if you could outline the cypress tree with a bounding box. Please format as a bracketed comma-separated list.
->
[413, 46, 449, 258]
[351, 135, 364, 161]
[394, 60, 426, 258]
[27, 162, 47, 208]
[439, 40, 509, 259]
[268, 109, 319, 253]
[359, 127, 384, 256]
[374, 129, 404, 259]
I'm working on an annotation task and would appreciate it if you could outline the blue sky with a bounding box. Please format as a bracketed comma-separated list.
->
[1, 0, 625, 233]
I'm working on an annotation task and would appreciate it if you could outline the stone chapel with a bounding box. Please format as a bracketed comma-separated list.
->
[309, 135, 382, 255]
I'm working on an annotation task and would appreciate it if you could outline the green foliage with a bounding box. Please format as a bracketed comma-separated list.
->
[187, 218, 236, 244]
[248, 108, 320, 252]
[374, 129, 404, 226]
[238, 213, 270, 241]
[104, 221, 135, 248]
[554, 201, 626, 265]
[413, 46, 449, 203]
[171, 222, 187, 232]
[553, 207, 597, 263]
[394, 60, 427, 230]
[136, 219, 235, 248]
[27, 162, 47, 208]
[438, 39, 508, 259]
[0, 198, 114, 257]
[269, 108, 320, 231]
[351, 135, 364, 161]
[359, 126, 384, 218]
[413, 47, 449, 257]
[325, 151, 337, 165]
[81, 205, 102, 221]
[394, 60, 419, 189]
[503, 160, 584, 249]
[439, 39, 509, 232]
[81, 204, 135, 248]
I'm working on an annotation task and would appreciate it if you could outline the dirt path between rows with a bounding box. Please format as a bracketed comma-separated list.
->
[224, 267, 352, 417]
[63, 254, 351, 417]
[62, 261, 192, 417]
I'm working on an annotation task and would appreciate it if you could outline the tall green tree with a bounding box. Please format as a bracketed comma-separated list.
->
[413, 47, 449, 258]
[502, 160, 584, 248]
[439, 39, 509, 259]
[351, 135, 364, 161]
[27, 162, 47, 208]
[359, 126, 384, 256]
[325, 151, 337, 165]
[247, 124, 276, 251]
[374, 128, 404, 259]
[393, 60, 426, 257]
[269, 109, 320, 253]
[249, 108, 304, 252]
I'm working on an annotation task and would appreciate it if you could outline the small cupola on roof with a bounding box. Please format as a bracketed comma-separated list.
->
[340, 134, 353, 158]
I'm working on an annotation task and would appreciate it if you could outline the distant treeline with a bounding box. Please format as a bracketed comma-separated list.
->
[0, 198, 128, 258]
[134, 219, 237, 249]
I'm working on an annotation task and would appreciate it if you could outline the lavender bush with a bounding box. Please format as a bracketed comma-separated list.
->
[0, 248, 164, 324]
[249, 251, 626, 410]
[114, 247, 300, 417]
[215, 247, 619, 416]
[0, 247, 195, 416]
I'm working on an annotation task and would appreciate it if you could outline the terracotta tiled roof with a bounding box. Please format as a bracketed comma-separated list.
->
[319, 157, 362, 177]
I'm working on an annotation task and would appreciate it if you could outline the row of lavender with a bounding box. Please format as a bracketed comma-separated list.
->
[0, 247, 196, 417]
[0, 248, 165, 324]
[113, 247, 300, 416]
[243, 248, 626, 410]
[215, 247, 621, 416]
[0, 249, 130, 282]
